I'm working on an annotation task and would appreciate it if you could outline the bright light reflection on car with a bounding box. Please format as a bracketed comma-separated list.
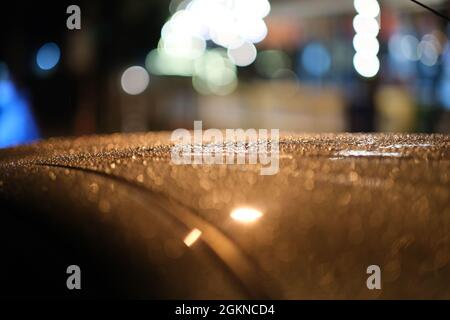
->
[230, 207, 263, 223]
[183, 228, 202, 247]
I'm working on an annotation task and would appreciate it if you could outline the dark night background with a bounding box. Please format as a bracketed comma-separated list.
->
[1, 0, 449, 148]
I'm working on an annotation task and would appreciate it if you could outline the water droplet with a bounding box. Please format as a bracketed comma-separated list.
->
[49, 171, 56, 181]
[89, 183, 99, 194]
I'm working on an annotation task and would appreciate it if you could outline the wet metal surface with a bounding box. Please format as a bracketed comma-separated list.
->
[0, 133, 449, 299]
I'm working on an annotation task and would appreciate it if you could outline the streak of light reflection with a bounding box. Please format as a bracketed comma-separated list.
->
[184, 228, 202, 247]
[230, 207, 263, 223]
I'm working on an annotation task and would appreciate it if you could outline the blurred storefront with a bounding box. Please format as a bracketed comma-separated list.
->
[0, 0, 449, 148]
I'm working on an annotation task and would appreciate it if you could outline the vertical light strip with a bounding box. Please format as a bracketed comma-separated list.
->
[352, 0, 381, 78]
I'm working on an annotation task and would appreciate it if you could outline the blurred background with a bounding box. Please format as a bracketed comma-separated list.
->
[0, 0, 449, 148]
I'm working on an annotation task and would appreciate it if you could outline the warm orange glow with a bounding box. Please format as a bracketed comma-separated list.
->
[230, 207, 263, 223]
[183, 228, 202, 247]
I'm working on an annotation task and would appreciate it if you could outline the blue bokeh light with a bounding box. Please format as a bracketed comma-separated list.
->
[438, 79, 450, 110]
[301, 42, 331, 77]
[0, 79, 14, 105]
[0, 79, 40, 148]
[36, 42, 61, 71]
[442, 44, 450, 77]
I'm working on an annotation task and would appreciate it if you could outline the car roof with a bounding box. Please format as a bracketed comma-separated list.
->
[1, 132, 449, 298]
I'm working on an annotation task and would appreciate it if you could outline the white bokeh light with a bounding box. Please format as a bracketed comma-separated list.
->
[400, 35, 420, 61]
[237, 18, 268, 44]
[145, 49, 194, 76]
[227, 41, 257, 67]
[353, 33, 380, 55]
[234, 0, 271, 19]
[150, 0, 272, 94]
[162, 10, 206, 40]
[422, 34, 442, 53]
[352, 0, 380, 78]
[419, 40, 439, 66]
[193, 49, 237, 95]
[353, 14, 379, 37]
[353, 52, 380, 78]
[120, 66, 150, 95]
[353, 0, 380, 18]
[161, 33, 206, 59]
[209, 20, 244, 49]
[185, 0, 270, 48]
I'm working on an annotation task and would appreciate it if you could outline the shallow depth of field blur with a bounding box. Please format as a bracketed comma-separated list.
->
[0, 0, 449, 148]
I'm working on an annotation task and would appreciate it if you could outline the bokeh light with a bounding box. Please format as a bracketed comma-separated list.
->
[352, 1, 380, 78]
[236, 17, 268, 44]
[163, 0, 270, 50]
[353, 52, 380, 78]
[0, 78, 14, 105]
[234, 0, 271, 19]
[419, 40, 439, 67]
[401, 35, 421, 61]
[0, 66, 39, 148]
[163, 35, 206, 60]
[120, 66, 150, 95]
[193, 49, 237, 96]
[353, 0, 380, 18]
[255, 50, 292, 78]
[353, 33, 380, 55]
[36, 42, 61, 71]
[227, 41, 257, 67]
[146, 49, 194, 76]
[302, 43, 331, 77]
[353, 15, 379, 37]
[230, 207, 263, 223]
[151, 0, 272, 94]
[438, 79, 450, 109]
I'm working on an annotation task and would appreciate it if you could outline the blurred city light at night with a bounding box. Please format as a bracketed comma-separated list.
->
[302, 42, 331, 77]
[230, 207, 263, 223]
[352, 0, 380, 78]
[120, 66, 150, 95]
[36, 42, 61, 71]
[147, 0, 272, 95]
[183, 228, 202, 247]
[0, 66, 40, 148]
